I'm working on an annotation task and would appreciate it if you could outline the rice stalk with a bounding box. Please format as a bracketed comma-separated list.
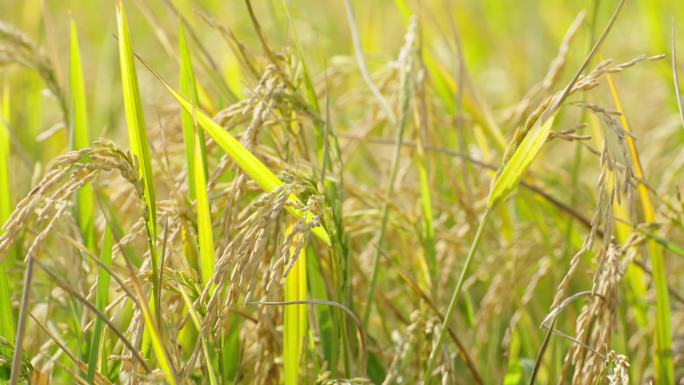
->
[8, 255, 32, 385]
[362, 16, 416, 328]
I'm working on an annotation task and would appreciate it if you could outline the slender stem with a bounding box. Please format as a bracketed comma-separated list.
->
[423, 208, 490, 383]
[361, 48, 413, 328]
[362, 204, 390, 329]
[529, 315, 556, 385]
[9, 255, 34, 385]
[342, 0, 396, 125]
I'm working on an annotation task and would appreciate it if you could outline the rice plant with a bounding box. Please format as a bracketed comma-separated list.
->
[0, 0, 683, 384]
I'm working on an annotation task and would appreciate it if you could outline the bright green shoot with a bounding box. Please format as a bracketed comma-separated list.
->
[0, 86, 15, 349]
[86, 226, 112, 384]
[69, 17, 96, 251]
[284, 225, 307, 385]
[179, 22, 214, 287]
[116, 1, 160, 313]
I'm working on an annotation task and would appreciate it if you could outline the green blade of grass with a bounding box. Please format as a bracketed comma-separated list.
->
[0, 85, 16, 350]
[169, 87, 275, 188]
[116, 1, 160, 316]
[86, 225, 112, 384]
[415, 60, 437, 291]
[634, 228, 684, 258]
[284, 224, 308, 385]
[117, 2, 157, 236]
[194, 129, 214, 286]
[123, 247, 177, 385]
[0, 264, 12, 348]
[220, 313, 241, 384]
[177, 285, 218, 385]
[179, 22, 205, 202]
[487, 115, 556, 209]
[178, 21, 214, 287]
[0, 85, 10, 236]
[69, 16, 95, 252]
[416, 143, 436, 289]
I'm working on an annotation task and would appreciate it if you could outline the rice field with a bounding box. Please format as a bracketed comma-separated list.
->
[0, 0, 684, 384]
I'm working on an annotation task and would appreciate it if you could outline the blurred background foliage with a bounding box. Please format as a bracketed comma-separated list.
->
[0, 0, 684, 384]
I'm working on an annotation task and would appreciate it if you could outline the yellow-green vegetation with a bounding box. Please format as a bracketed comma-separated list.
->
[0, 0, 683, 384]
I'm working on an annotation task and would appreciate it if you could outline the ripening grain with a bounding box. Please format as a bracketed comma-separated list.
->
[0, 1, 682, 384]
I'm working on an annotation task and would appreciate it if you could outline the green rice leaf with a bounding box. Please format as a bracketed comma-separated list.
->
[194, 130, 214, 286]
[284, 224, 307, 385]
[178, 285, 218, 385]
[69, 18, 89, 151]
[415, 135, 436, 289]
[179, 22, 206, 201]
[116, 1, 160, 317]
[487, 114, 556, 209]
[116, 2, 157, 241]
[220, 313, 241, 384]
[130, 272, 178, 385]
[69, 17, 96, 252]
[178, 21, 214, 287]
[0, 86, 15, 348]
[86, 225, 112, 384]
